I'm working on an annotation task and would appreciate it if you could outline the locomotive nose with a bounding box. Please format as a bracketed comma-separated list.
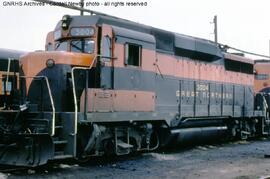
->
[20, 51, 95, 93]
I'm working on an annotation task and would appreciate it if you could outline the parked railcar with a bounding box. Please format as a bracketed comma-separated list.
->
[0, 48, 25, 108]
[254, 60, 270, 93]
[0, 15, 268, 167]
[254, 60, 270, 124]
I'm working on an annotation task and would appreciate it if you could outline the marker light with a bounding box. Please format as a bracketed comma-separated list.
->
[70, 27, 95, 37]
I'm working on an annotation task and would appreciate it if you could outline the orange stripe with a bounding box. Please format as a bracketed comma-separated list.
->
[254, 63, 270, 92]
[111, 43, 253, 86]
[80, 89, 155, 112]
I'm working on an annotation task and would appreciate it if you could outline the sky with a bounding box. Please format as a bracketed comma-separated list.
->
[0, 0, 270, 59]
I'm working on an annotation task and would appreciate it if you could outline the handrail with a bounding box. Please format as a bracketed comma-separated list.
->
[1, 58, 12, 109]
[262, 95, 269, 119]
[71, 55, 99, 135]
[6, 58, 11, 92]
[20, 76, 56, 136]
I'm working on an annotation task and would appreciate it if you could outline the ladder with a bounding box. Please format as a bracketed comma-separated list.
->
[114, 127, 133, 155]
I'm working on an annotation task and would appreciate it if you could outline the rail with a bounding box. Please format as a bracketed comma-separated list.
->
[20, 76, 56, 136]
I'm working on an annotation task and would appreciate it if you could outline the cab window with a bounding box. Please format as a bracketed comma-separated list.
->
[125, 43, 141, 66]
[71, 39, 95, 54]
[55, 41, 68, 51]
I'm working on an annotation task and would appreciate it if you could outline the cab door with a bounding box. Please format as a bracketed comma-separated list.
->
[99, 24, 114, 89]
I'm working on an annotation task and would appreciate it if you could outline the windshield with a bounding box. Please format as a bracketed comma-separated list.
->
[71, 39, 95, 54]
[55, 41, 68, 51]
[54, 39, 95, 54]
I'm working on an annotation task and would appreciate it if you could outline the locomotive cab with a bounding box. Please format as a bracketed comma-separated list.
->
[21, 15, 109, 112]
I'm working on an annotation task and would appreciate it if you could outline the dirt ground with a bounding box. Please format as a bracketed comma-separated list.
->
[3, 139, 270, 179]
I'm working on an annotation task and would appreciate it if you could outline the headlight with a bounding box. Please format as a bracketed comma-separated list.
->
[70, 27, 95, 37]
[46, 59, 55, 68]
[62, 15, 70, 21]
[61, 15, 71, 30]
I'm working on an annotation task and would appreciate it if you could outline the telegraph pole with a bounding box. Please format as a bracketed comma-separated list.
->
[80, 0, 84, 16]
[213, 15, 218, 44]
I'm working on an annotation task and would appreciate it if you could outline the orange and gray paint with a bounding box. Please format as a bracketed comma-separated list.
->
[1, 14, 268, 167]
[20, 15, 256, 127]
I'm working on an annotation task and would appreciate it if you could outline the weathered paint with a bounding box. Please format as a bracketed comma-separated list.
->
[254, 61, 270, 93]
[80, 89, 155, 112]
[108, 43, 253, 86]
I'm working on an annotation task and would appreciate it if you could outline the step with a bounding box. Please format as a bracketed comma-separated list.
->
[53, 154, 73, 160]
[54, 151, 64, 156]
[117, 140, 133, 149]
[27, 119, 49, 126]
[27, 119, 49, 122]
[55, 125, 63, 129]
[27, 118, 50, 133]
[54, 151, 73, 159]
[28, 124, 47, 127]
[53, 140, 68, 145]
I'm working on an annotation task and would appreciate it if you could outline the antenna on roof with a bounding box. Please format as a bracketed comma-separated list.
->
[80, 0, 84, 16]
[210, 15, 218, 44]
[213, 15, 218, 44]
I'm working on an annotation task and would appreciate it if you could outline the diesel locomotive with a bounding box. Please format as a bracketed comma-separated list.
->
[0, 14, 269, 167]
